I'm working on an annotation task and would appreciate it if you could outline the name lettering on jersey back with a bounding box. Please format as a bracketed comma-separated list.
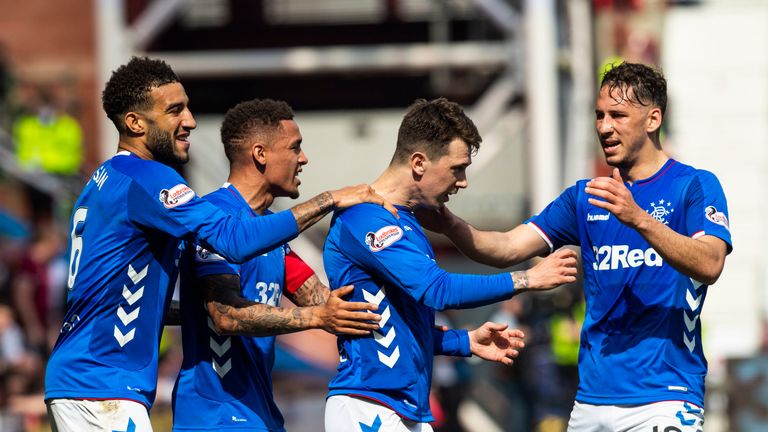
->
[592, 245, 663, 270]
[92, 166, 108, 190]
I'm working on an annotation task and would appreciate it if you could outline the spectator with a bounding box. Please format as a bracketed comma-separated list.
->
[12, 88, 82, 176]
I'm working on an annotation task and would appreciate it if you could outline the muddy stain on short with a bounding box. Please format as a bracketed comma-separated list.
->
[100, 400, 122, 427]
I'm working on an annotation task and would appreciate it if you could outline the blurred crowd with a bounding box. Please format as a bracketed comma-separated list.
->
[0, 1, 765, 428]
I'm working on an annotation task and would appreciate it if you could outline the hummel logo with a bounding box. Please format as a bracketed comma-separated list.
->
[587, 213, 610, 221]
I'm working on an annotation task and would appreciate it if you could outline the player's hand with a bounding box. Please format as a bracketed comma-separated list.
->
[330, 185, 398, 218]
[585, 168, 647, 228]
[414, 205, 456, 234]
[316, 285, 381, 336]
[468, 322, 525, 366]
[523, 248, 578, 291]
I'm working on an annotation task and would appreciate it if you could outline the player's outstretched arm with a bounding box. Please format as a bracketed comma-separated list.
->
[290, 185, 398, 233]
[585, 168, 728, 284]
[468, 322, 525, 366]
[204, 275, 381, 337]
[416, 206, 549, 268]
[510, 248, 579, 293]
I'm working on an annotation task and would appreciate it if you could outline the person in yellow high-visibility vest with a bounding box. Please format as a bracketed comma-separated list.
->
[13, 91, 82, 175]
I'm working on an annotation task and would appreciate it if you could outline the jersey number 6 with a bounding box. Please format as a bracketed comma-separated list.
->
[67, 207, 88, 289]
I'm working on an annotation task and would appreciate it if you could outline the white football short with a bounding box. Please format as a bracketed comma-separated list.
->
[47, 398, 152, 432]
[325, 395, 433, 432]
[567, 400, 704, 432]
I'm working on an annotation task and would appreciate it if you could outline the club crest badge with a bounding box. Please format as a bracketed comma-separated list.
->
[646, 198, 675, 225]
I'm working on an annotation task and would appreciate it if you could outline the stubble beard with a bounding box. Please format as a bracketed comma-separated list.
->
[149, 125, 188, 165]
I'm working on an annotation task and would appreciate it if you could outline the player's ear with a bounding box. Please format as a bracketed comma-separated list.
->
[646, 107, 662, 134]
[124, 111, 145, 135]
[410, 152, 428, 176]
[251, 142, 267, 166]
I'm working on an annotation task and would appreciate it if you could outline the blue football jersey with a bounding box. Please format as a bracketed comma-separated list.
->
[45, 152, 299, 408]
[173, 184, 287, 431]
[323, 204, 517, 421]
[527, 159, 732, 407]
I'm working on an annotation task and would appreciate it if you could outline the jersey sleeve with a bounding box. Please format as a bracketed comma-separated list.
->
[193, 243, 239, 278]
[525, 184, 580, 252]
[284, 249, 314, 295]
[122, 162, 298, 264]
[433, 327, 471, 357]
[337, 206, 516, 311]
[685, 170, 733, 253]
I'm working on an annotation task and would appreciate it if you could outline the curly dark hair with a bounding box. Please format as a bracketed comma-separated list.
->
[102, 57, 179, 133]
[220, 99, 295, 163]
[600, 62, 667, 115]
[391, 98, 481, 164]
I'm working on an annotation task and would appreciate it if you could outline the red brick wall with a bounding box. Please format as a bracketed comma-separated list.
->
[0, 0, 99, 172]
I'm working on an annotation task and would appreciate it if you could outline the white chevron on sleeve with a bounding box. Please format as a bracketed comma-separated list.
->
[362, 288, 385, 306]
[685, 290, 702, 311]
[377, 346, 400, 368]
[114, 326, 136, 347]
[117, 306, 140, 326]
[210, 337, 231, 357]
[122, 286, 144, 305]
[127, 264, 149, 284]
[374, 326, 396, 348]
[212, 358, 232, 378]
[683, 333, 696, 353]
[378, 306, 391, 328]
[683, 312, 699, 333]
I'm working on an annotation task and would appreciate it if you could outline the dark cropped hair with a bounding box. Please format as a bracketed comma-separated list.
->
[102, 57, 179, 133]
[220, 99, 295, 163]
[392, 98, 481, 164]
[600, 62, 667, 115]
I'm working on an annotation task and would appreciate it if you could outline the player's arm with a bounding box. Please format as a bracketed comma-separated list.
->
[286, 274, 330, 307]
[131, 172, 396, 264]
[339, 210, 577, 311]
[290, 185, 398, 233]
[203, 274, 380, 337]
[416, 206, 550, 268]
[586, 168, 728, 284]
[432, 323, 525, 366]
[282, 251, 387, 333]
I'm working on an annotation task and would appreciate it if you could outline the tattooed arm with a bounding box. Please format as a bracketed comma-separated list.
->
[203, 274, 380, 337]
[286, 274, 330, 307]
[290, 185, 398, 233]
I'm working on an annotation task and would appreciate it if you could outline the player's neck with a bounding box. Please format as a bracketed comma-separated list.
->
[620, 151, 669, 184]
[371, 166, 419, 208]
[117, 138, 153, 161]
[227, 173, 273, 215]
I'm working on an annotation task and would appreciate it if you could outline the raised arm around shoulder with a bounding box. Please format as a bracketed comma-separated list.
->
[417, 206, 550, 267]
[290, 185, 397, 233]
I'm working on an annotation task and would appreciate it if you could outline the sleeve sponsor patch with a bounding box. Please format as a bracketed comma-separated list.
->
[195, 245, 225, 263]
[704, 205, 729, 230]
[364, 225, 403, 252]
[159, 184, 195, 208]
